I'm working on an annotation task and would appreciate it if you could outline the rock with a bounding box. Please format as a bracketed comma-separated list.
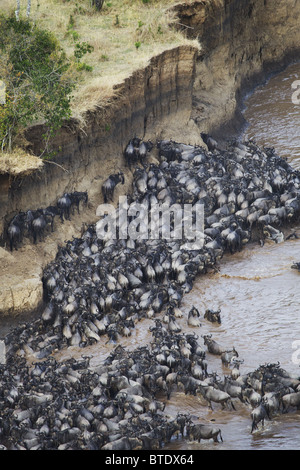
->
[0, 275, 43, 316]
[0, 247, 16, 265]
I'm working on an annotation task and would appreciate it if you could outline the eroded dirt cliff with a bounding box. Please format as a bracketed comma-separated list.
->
[173, 0, 300, 137]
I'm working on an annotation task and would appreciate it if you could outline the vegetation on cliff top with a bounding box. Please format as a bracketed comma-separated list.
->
[0, 14, 75, 155]
[0, 0, 197, 167]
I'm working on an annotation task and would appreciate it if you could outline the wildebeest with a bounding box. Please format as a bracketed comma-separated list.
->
[187, 306, 201, 327]
[24, 209, 52, 244]
[102, 172, 125, 203]
[281, 391, 300, 413]
[177, 374, 202, 396]
[124, 138, 153, 168]
[263, 224, 284, 244]
[101, 436, 132, 450]
[251, 403, 269, 433]
[221, 376, 243, 400]
[70, 191, 88, 214]
[137, 139, 153, 167]
[7, 213, 25, 251]
[57, 193, 72, 222]
[262, 392, 281, 419]
[187, 422, 223, 443]
[202, 334, 224, 355]
[204, 308, 221, 324]
[242, 388, 262, 408]
[200, 132, 219, 152]
[221, 348, 239, 366]
[124, 140, 136, 168]
[198, 383, 235, 410]
[230, 358, 244, 380]
[42, 206, 61, 232]
[157, 140, 182, 162]
[5, 189, 89, 251]
[291, 261, 300, 271]
[31, 213, 48, 244]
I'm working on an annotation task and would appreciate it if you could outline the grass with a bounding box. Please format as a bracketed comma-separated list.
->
[0, 0, 198, 123]
[0, 148, 44, 175]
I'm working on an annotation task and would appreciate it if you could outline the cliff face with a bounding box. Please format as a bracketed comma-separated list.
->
[173, 0, 300, 137]
[1, 0, 300, 317]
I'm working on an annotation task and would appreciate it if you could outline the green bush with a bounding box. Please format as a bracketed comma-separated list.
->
[76, 62, 93, 72]
[74, 41, 94, 62]
[0, 14, 75, 153]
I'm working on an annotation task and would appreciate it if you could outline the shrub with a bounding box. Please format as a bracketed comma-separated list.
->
[0, 14, 75, 153]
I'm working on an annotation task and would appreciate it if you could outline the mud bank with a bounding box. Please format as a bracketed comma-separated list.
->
[1, 0, 300, 316]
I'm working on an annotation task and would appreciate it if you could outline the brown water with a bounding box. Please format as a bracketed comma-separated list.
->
[164, 62, 300, 450]
[243, 62, 300, 169]
[167, 236, 300, 450]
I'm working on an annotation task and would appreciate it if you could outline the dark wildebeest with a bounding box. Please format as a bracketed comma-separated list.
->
[102, 172, 125, 203]
[70, 191, 88, 214]
[57, 193, 72, 222]
[7, 213, 25, 251]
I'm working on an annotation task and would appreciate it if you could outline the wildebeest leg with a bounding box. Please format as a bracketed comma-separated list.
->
[215, 431, 223, 442]
[228, 399, 236, 411]
[10, 237, 15, 252]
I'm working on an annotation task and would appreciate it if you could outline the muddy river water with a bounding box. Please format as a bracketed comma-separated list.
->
[168, 61, 300, 450]
[165, 62, 300, 450]
[166, 236, 300, 450]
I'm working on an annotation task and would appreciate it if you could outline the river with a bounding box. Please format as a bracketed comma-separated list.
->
[243, 62, 300, 169]
[164, 61, 300, 450]
[165, 234, 300, 450]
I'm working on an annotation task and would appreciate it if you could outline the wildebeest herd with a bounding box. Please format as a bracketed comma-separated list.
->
[6, 191, 88, 251]
[1, 136, 300, 450]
